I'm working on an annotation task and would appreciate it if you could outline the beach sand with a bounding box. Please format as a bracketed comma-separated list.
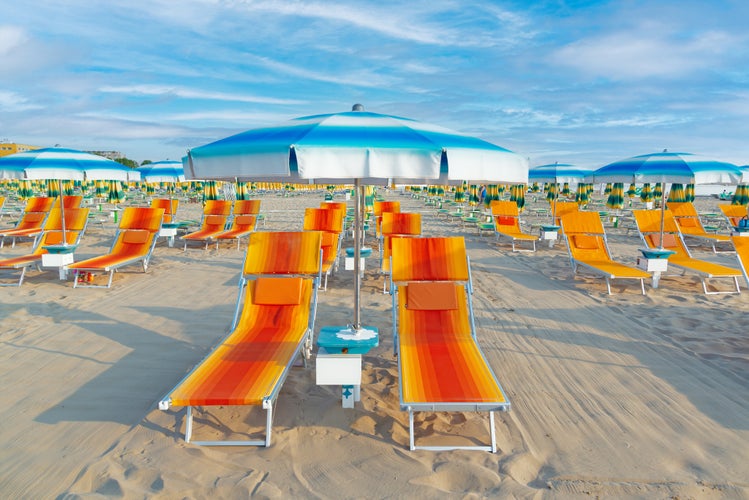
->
[0, 191, 747, 499]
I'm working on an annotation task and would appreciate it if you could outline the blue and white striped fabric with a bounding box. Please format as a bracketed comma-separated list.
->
[186, 109, 528, 185]
[0, 147, 137, 181]
[137, 160, 185, 182]
[592, 151, 741, 185]
[528, 163, 593, 183]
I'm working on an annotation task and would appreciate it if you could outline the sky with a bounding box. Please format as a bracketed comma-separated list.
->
[2, 0, 749, 169]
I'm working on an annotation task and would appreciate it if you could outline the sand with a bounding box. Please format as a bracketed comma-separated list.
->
[0, 190, 747, 499]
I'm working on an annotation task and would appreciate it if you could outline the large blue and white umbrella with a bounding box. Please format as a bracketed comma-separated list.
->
[0, 147, 139, 242]
[185, 105, 528, 330]
[529, 163, 593, 222]
[591, 150, 741, 247]
[137, 160, 185, 183]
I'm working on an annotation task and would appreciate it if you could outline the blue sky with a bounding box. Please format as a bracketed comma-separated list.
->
[2, 0, 748, 168]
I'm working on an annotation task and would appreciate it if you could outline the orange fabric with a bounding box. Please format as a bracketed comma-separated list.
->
[303, 208, 344, 233]
[719, 204, 747, 227]
[183, 213, 227, 240]
[214, 215, 257, 240]
[649, 233, 678, 249]
[490, 200, 519, 217]
[52, 195, 83, 209]
[391, 237, 469, 282]
[119, 207, 166, 231]
[150, 199, 179, 223]
[397, 284, 506, 405]
[253, 277, 303, 305]
[677, 217, 698, 228]
[243, 231, 322, 275]
[24, 197, 55, 212]
[122, 230, 150, 244]
[234, 215, 256, 225]
[203, 199, 232, 215]
[233, 199, 261, 215]
[169, 278, 314, 407]
[574, 234, 600, 249]
[407, 282, 458, 310]
[496, 215, 515, 227]
[373, 200, 400, 217]
[381, 212, 421, 236]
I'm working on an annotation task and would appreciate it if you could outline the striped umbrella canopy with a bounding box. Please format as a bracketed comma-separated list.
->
[235, 180, 250, 200]
[137, 160, 185, 183]
[0, 147, 139, 240]
[529, 163, 592, 223]
[531, 182, 540, 192]
[453, 183, 465, 202]
[561, 182, 571, 198]
[18, 179, 34, 199]
[46, 179, 60, 198]
[107, 180, 125, 204]
[685, 183, 695, 202]
[606, 182, 625, 209]
[667, 183, 686, 202]
[468, 184, 480, 206]
[592, 150, 742, 247]
[653, 182, 663, 199]
[732, 184, 749, 206]
[510, 184, 526, 212]
[203, 180, 220, 201]
[63, 179, 76, 195]
[640, 183, 653, 203]
[185, 105, 528, 331]
[576, 183, 590, 206]
[604, 182, 612, 196]
[627, 183, 637, 198]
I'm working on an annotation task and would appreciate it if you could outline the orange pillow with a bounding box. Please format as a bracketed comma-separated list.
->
[253, 277, 303, 305]
[677, 217, 697, 228]
[24, 212, 46, 223]
[122, 230, 150, 244]
[650, 233, 677, 248]
[406, 282, 458, 310]
[204, 215, 224, 226]
[574, 235, 600, 249]
[234, 215, 256, 225]
[496, 215, 515, 226]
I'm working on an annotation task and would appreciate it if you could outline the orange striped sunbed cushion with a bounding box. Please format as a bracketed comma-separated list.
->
[398, 283, 506, 404]
[169, 278, 314, 406]
[234, 199, 261, 215]
[67, 230, 155, 271]
[119, 207, 165, 231]
[381, 212, 421, 236]
[391, 237, 469, 282]
[303, 208, 344, 233]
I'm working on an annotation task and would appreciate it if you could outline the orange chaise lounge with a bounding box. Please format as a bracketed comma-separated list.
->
[181, 199, 233, 250]
[0, 207, 89, 286]
[158, 231, 323, 446]
[389, 236, 511, 452]
[561, 211, 650, 295]
[667, 201, 733, 253]
[633, 209, 741, 294]
[303, 207, 344, 290]
[66, 206, 164, 288]
[211, 199, 262, 250]
[490, 200, 538, 252]
[0, 196, 56, 248]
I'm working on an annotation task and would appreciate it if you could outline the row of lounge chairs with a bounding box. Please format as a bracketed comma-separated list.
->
[182, 199, 261, 250]
[159, 230, 510, 451]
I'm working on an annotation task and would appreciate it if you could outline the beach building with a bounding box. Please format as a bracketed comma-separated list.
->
[0, 141, 40, 158]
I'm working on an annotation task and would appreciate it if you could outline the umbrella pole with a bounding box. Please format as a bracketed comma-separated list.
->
[353, 178, 362, 331]
[58, 179, 68, 246]
[658, 186, 666, 250]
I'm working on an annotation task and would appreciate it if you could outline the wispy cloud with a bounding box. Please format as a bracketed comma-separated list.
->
[98, 84, 306, 105]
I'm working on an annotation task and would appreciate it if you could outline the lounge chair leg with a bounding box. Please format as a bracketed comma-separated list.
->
[489, 411, 497, 453]
[265, 403, 273, 447]
[408, 409, 415, 451]
[107, 270, 115, 288]
[185, 406, 194, 443]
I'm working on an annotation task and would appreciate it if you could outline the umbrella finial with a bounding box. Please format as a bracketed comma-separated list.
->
[663, 148, 668, 153]
[352, 103, 364, 112]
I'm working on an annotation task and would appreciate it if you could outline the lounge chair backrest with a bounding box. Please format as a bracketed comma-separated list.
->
[233, 199, 261, 215]
[561, 211, 604, 235]
[553, 201, 579, 223]
[391, 236, 469, 282]
[719, 204, 747, 227]
[52, 195, 83, 209]
[321, 201, 347, 211]
[24, 197, 55, 213]
[490, 200, 519, 217]
[381, 212, 421, 236]
[303, 207, 344, 233]
[242, 231, 322, 276]
[666, 202, 698, 217]
[633, 209, 689, 256]
[13, 211, 48, 229]
[203, 199, 232, 216]
[373, 200, 400, 217]
[150, 199, 179, 223]
[118, 207, 165, 232]
[44, 208, 90, 231]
